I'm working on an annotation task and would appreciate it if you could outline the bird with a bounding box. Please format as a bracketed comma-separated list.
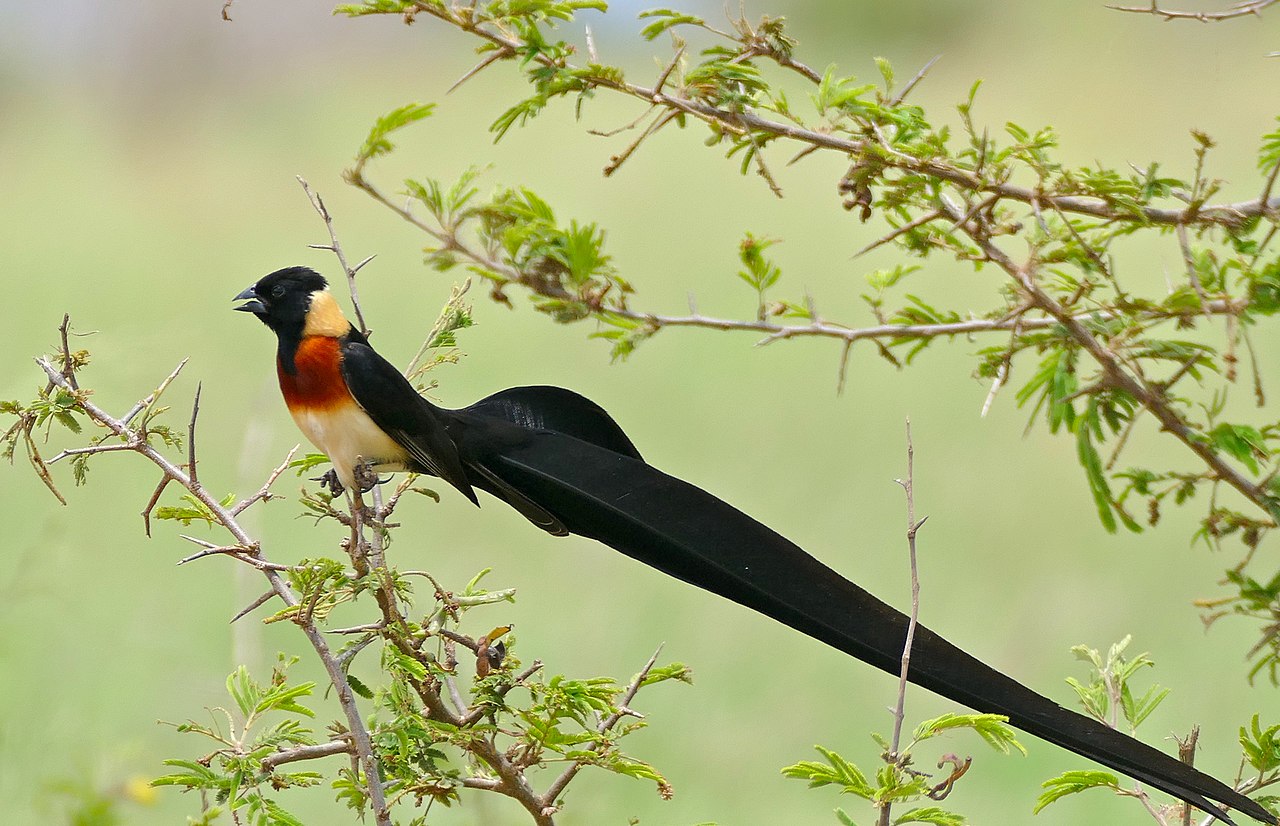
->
[234, 265, 1274, 825]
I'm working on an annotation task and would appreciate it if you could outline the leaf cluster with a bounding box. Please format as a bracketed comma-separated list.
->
[780, 712, 1023, 825]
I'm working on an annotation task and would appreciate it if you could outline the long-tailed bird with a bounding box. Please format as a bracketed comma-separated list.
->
[234, 265, 1274, 824]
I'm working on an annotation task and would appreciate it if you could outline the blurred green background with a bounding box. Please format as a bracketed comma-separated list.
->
[3, 1, 1279, 824]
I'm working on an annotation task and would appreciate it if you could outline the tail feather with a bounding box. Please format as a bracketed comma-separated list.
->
[482, 429, 1270, 825]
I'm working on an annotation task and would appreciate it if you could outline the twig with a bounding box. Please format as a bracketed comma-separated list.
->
[882, 419, 928, 826]
[540, 646, 664, 808]
[852, 208, 944, 259]
[401, 3, 1277, 229]
[58, 314, 80, 391]
[603, 110, 680, 177]
[298, 176, 372, 336]
[404, 279, 473, 379]
[141, 473, 173, 538]
[447, 47, 512, 94]
[1106, 0, 1278, 21]
[230, 588, 280, 624]
[261, 738, 353, 772]
[888, 54, 943, 106]
[1175, 223, 1214, 319]
[188, 382, 202, 487]
[1177, 726, 1200, 826]
[231, 446, 300, 515]
[47, 443, 136, 464]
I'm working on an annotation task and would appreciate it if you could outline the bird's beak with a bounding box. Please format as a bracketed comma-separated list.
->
[232, 285, 266, 315]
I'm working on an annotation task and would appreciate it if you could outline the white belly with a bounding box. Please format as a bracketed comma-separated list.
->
[290, 404, 409, 490]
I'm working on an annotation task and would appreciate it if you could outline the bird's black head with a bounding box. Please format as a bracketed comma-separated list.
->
[233, 266, 330, 337]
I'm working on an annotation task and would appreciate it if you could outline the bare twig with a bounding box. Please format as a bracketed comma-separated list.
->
[231, 445, 300, 515]
[58, 314, 80, 391]
[1175, 223, 1214, 320]
[261, 738, 354, 772]
[230, 587, 280, 624]
[882, 419, 928, 826]
[48, 443, 136, 464]
[1177, 726, 1200, 826]
[141, 473, 173, 538]
[447, 47, 513, 94]
[188, 382, 202, 488]
[1107, 0, 1278, 21]
[888, 54, 943, 106]
[298, 176, 372, 336]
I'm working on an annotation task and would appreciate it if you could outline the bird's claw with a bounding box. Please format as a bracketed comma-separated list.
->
[311, 465, 387, 497]
[312, 469, 345, 497]
[352, 461, 385, 494]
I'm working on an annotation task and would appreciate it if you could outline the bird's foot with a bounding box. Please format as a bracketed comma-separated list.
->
[312, 469, 345, 497]
[352, 461, 385, 494]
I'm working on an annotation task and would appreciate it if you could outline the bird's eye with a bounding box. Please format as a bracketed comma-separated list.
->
[272, 285, 286, 299]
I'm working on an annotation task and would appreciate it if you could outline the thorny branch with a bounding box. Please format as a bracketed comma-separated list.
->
[1106, 0, 1278, 21]
[936, 198, 1276, 526]
[396, 1, 1279, 229]
[348, 162, 1249, 347]
[32, 355, 393, 826]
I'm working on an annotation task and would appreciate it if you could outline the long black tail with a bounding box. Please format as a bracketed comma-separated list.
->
[462, 421, 1271, 825]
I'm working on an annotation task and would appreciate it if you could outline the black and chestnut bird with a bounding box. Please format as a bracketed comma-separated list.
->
[235, 265, 1274, 825]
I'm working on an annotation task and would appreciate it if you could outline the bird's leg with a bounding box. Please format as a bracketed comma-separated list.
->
[313, 469, 346, 497]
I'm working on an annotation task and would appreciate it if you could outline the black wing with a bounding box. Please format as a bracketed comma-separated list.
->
[338, 332, 478, 505]
[457, 423, 1271, 825]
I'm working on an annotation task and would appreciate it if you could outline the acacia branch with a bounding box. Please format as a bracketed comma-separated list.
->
[348, 161, 1248, 353]
[33, 357, 393, 826]
[539, 646, 664, 811]
[403, 1, 1277, 229]
[936, 200, 1275, 526]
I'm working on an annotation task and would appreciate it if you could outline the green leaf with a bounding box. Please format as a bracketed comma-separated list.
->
[1259, 115, 1280, 172]
[228, 665, 257, 718]
[637, 8, 705, 40]
[152, 759, 218, 789]
[1240, 714, 1280, 773]
[780, 746, 874, 799]
[910, 712, 1025, 755]
[1209, 423, 1267, 476]
[1034, 770, 1120, 813]
[333, 0, 413, 16]
[347, 674, 374, 700]
[1076, 411, 1118, 533]
[874, 56, 894, 92]
[356, 102, 435, 163]
[255, 681, 316, 718]
[893, 807, 965, 826]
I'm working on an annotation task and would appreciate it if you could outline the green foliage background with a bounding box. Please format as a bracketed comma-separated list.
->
[2, 1, 1278, 824]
